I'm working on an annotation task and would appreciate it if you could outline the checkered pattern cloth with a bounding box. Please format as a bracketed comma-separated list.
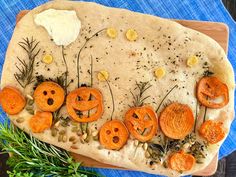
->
[0, 0, 236, 176]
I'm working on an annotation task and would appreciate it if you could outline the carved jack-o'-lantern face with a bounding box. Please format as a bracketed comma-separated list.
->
[125, 106, 158, 142]
[197, 76, 229, 108]
[66, 87, 104, 123]
[34, 81, 65, 112]
[99, 120, 129, 150]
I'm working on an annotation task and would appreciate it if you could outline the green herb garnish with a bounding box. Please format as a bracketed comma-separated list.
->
[0, 121, 103, 177]
[130, 81, 152, 107]
[99, 71, 114, 120]
[155, 84, 177, 113]
[14, 37, 40, 88]
[62, 46, 69, 94]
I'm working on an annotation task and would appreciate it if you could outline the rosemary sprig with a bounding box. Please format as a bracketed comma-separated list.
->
[155, 85, 177, 113]
[14, 37, 40, 88]
[77, 28, 106, 87]
[99, 71, 115, 120]
[0, 121, 103, 177]
[130, 81, 152, 107]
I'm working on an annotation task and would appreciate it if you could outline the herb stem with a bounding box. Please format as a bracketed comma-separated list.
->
[203, 106, 207, 122]
[194, 101, 198, 133]
[99, 72, 115, 120]
[77, 28, 106, 87]
[62, 46, 68, 94]
[156, 85, 177, 113]
[14, 37, 40, 88]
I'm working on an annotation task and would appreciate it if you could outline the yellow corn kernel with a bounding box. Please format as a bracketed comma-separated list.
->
[106, 28, 117, 39]
[126, 29, 138, 41]
[154, 67, 166, 79]
[187, 55, 199, 67]
[97, 70, 109, 81]
[42, 54, 53, 64]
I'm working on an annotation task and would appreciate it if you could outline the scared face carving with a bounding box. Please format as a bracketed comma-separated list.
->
[66, 87, 104, 123]
[34, 81, 65, 112]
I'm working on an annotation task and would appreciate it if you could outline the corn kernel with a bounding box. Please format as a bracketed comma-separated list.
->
[187, 55, 199, 67]
[126, 29, 138, 41]
[97, 70, 109, 81]
[42, 54, 53, 64]
[154, 67, 166, 79]
[106, 28, 117, 39]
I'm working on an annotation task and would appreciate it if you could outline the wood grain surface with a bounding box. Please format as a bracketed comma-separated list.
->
[16, 11, 229, 176]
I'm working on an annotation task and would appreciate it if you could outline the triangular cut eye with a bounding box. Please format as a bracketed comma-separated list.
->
[77, 96, 82, 101]
[132, 113, 138, 118]
[88, 94, 92, 101]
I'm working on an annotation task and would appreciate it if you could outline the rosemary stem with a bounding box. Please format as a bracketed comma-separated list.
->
[77, 28, 106, 87]
[62, 46, 68, 94]
[156, 85, 177, 113]
[203, 106, 207, 122]
[194, 101, 198, 133]
[100, 72, 114, 120]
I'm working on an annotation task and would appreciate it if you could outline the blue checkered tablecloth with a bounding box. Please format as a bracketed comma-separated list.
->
[0, 0, 236, 176]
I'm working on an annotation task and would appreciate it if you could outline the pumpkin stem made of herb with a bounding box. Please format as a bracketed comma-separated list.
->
[99, 120, 129, 150]
[197, 76, 229, 109]
[66, 87, 104, 123]
[168, 151, 196, 172]
[199, 120, 225, 144]
[29, 111, 53, 133]
[159, 102, 194, 139]
[34, 81, 65, 112]
[0, 86, 26, 115]
[125, 106, 158, 142]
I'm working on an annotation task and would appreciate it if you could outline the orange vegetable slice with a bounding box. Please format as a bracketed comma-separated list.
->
[159, 102, 194, 139]
[34, 81, 65, 112]
[125, 106, 158, 142]
[99, 120, 129, 150]
[199, 120, 225, 144]
[0, 86, 26, 115]
[168, 151, 196, 172]
[66, 87, 104, 123]
[197, 76, 229, 108]
[29, 111, 53, 133]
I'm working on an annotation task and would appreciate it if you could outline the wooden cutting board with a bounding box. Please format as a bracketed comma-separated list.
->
[17, 11, 229, 176]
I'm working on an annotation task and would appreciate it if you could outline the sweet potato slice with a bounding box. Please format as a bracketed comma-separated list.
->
[29, 111, 53, 133]
[197, 76, 229, 108]
[0, 86, 26, 115]
[125, 106, 158, 142]
[168, 151, 195, 172]
[99, 120, 129, 150]
[199, 120, 225, 144]
[159, 102, 194, 139]
[34, 81, 65, 112]
[66, 87, 104, 122]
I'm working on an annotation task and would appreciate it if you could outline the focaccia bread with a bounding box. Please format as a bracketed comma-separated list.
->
[0, 0, 235, 176]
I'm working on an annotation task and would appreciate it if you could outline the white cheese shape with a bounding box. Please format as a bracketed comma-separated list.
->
[34, 9, 81, 46]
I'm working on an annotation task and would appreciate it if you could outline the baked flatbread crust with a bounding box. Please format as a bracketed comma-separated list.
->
[1, 0, 234, 176]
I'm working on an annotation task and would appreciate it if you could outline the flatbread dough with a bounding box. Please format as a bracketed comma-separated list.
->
[1, 0, 235, 176]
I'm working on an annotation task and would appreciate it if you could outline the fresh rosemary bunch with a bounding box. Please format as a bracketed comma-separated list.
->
[0, 122, 103, 177]
[14, 37, 40, 88]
